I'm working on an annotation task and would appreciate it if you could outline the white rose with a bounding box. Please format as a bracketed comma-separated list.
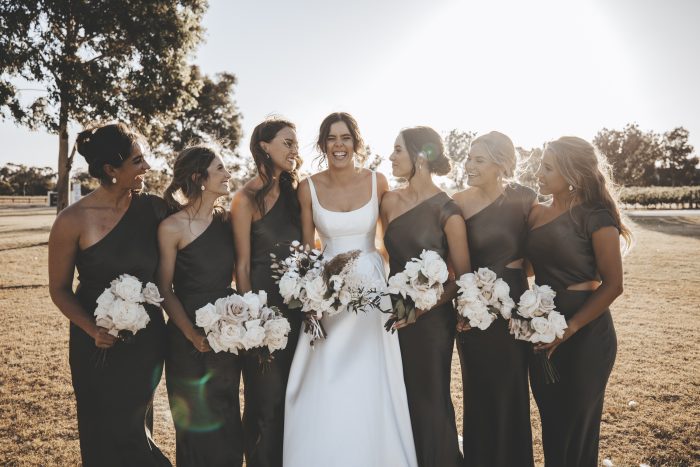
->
[206, 332, 226, 353]
[530, 316, 555, 343]
[456, 273, 477, 291]
[404, 260, 422, 279]
[493, 279, 511, 302]
[195, 303, 221, 330]
[538, 293, 556, 314]
[279, 273, 300, 302]
[219, 323, 246, 353]
[142, 282, 163, 305]
[113, 274, 144, 303]
[421, 257, 449, 285]
[338, 289, 352, 305]
[387, 273, 409, 297]
[536, 284, 556, 301]
[465, 302, 496, 330]
[499, 296, 515, 320]
[517, 289, 540, 319]
[242, 320, 266, 349]
[412, 287, 439, 311]
[242, 291, 263, 319]
[419, 249, 441, 264]
[476, 268, 498, 287]
[304, 275, 327, 304]
[263, 318, 291, 352]
[112, 300, 149, 333]
[223, 295, 249, 322]
[95, 290, 115, 311]
[548, 311, 568, 338]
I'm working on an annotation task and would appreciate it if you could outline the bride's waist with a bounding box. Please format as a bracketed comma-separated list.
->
[321, 236, 376, 256]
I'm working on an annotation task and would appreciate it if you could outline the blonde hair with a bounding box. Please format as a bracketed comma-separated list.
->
[470, 131, 518, 181]
[545, 136, 633, 250]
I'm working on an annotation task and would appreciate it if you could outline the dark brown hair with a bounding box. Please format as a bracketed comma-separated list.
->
[75, 123, 146, 184]
[400, 126, 451, 179]
[315, 112, 367, 167]
[249, 118, 301, 224]
[163, 145, 219, 213]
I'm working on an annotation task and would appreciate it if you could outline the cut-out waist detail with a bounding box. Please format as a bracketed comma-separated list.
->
[566, 280, 600, 291]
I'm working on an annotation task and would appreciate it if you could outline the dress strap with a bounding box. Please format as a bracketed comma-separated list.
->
[371, 171, 377, 203]
[307, 176, 320, 210]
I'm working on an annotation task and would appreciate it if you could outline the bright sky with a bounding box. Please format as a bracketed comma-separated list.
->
[2, 0, 699, 175]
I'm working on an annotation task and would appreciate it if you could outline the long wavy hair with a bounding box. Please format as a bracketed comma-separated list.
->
[163, 145, 225, 218]
[315, 112, 367, 168]
[249, 118, 301, 224]
[545, 136, 633, 250]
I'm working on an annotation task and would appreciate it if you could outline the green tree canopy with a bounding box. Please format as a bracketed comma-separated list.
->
[0, 0, 208, 211]
[0, 163, 56, 195]
[444, 129, 476, 190]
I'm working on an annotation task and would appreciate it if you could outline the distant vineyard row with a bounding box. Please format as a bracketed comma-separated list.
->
[619, 186, 700, 209]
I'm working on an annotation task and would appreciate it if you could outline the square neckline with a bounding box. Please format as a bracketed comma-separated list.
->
[307, 171, 377, 214]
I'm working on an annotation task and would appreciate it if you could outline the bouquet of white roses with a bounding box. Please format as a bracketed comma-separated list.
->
[455, 268, 515, 330]
[272, 242, 384, 345]
[94, 273, 162, 340]
[384, 249, 449, 332]
[509, 284, 568, 383]
[195, 290, 291, 362]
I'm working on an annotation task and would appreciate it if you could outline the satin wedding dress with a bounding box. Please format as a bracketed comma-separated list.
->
[283, 172, 418, 467]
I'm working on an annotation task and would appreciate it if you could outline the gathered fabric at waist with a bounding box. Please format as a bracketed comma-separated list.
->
[321, 233, 377, 258]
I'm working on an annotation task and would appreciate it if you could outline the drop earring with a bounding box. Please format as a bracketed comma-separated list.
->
[568, 184, 574, 192]
[112, 177, 117, 184]
[201, 185, 205, 191]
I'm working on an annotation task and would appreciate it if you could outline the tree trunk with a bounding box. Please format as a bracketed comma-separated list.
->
[56, 101, 71, 213]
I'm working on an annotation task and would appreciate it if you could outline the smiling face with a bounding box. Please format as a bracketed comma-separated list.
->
[536, 149, 569, 196]
[109, 143, 151, 190]
[325, 121, 355, 169]
[465, 143, 503, 188]
[261, 126, 299, 173]
[389, 133, 414, 178]
[202, 155, 231, 196]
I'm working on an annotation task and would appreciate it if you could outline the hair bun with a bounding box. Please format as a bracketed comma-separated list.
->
[76, 128, 100, 164]
[429, 154, 452, 176]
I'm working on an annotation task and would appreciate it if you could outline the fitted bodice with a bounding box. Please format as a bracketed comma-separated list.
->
[307, 172, 378, 257]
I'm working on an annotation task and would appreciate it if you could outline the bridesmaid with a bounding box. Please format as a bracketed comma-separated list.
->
[452, 132, 535, 467]
[527, 136, 631, 466]
[157, 145, 240, 466]
[230, 118, 303, 467]
[48, 123, 171, 467]
[381, 126, 470, 467]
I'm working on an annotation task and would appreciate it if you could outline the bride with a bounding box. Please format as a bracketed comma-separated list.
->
[283, 112, 418, 467]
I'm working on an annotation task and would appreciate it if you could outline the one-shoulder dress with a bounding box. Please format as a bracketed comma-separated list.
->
[384, 192, 463, 467]
[165, 213, 241, 467]
[526, 204, 618, 467]
[242, 194, 302, 467]
[72, 193, 171, 467]
[457, 183, 535, 467]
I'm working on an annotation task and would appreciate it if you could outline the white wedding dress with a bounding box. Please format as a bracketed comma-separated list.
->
[283, 172, 418, 467]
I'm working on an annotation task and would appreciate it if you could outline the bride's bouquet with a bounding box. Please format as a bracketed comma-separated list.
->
[384, 249, 449, 332]
[195, 290, 291, 362]
[94, 274, 162, 340]
[509, 284, 568, 384]
[455, 268, 515, 330]
[271, 241, 384, 345]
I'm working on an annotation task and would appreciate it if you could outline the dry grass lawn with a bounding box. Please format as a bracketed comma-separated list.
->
[0, 207, 698, 466]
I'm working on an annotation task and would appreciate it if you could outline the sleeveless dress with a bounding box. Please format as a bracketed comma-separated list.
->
[72, 193, 171, 467]
[526, 204, 618, 467]
[283, 172, 418, 467]
[384, 192, 463, 467]
[457, 184, 535, 467]
[165, 213, 242, 467]
[242, 194, 303, 467]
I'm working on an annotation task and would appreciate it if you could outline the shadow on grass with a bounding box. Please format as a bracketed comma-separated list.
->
[628, 216, 700, 240]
